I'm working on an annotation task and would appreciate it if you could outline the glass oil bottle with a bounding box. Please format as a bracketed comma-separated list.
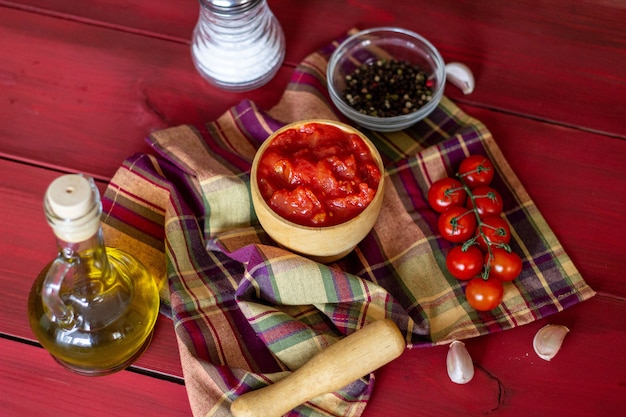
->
[28, 174, 160, 376]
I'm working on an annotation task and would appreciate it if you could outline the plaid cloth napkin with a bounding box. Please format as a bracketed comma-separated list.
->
[100, 33, 595, 417]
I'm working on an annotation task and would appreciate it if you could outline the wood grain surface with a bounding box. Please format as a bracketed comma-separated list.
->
[1, 1, 625, 416]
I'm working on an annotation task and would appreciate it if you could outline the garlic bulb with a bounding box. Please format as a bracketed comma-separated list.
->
[447, 340, 474, 384]
[445, 62, 475, 95]
[533, 324, 570, 361]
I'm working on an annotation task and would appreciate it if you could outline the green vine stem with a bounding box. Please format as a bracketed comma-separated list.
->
[455, 171, 511, 280]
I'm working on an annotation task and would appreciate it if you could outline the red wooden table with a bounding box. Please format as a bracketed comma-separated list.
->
[1, 1, 625, 416]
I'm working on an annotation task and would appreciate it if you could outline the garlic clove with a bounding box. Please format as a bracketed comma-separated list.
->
[533, 324, 570, 361]
[447, 340, 474, 384]
[445, 62, 475, 95]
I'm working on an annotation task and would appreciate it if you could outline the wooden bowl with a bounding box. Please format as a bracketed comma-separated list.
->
[250, 119, 385, 263]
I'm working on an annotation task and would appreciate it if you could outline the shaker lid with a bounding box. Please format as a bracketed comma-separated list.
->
[203, 0, 262, 13]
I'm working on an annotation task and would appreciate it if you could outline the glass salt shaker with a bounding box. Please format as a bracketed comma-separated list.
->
[191, 0, 286, 92]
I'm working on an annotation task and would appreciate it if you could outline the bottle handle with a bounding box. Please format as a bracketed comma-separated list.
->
[42, 258, 76, 328]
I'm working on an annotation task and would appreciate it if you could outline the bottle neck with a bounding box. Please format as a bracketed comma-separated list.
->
[54, 228, 110, 276]
[41, 175, 114, 328]
[46, 175, 113, 283]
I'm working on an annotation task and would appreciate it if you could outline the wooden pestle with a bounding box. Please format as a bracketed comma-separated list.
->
[230, 319, 406, 417]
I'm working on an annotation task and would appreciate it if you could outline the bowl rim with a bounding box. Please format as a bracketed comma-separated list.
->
[250, 119, 385, 231]
[326, 26, 446, 126]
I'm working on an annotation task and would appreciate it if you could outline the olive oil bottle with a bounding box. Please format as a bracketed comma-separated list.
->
[28, 174, 160, 376]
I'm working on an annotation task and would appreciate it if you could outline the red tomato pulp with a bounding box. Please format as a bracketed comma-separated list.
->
[256, 123, 381, 227]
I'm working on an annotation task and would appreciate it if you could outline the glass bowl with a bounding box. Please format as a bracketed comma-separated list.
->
[327, 27, 446, 132]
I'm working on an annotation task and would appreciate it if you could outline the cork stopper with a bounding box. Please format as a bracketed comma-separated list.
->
[45, 174, 100, 242]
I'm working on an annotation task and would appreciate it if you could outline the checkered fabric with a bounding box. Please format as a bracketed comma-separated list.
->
[101, 33, 594, 417]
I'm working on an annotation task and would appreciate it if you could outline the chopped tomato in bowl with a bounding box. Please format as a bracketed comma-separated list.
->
[251, 120, 385, 262]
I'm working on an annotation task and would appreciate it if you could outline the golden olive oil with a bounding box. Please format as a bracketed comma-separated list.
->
[28, 247, 159, 375]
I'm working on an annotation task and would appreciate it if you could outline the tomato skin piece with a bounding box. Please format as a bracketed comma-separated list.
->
[469, 186, 503, 219]
[269, 186, 326, 225]
[438, 206, 477, 243]
[486, 248, 522, 282]
[446, 245, 484, 280]
[427, 177, 467, 213]
[458, 155, 495, 189]
[475, 215, 511, 251]
[465, 277, 504, 311]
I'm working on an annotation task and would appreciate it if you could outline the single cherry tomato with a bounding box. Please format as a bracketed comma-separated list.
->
[469, 186, 503, 219]
[458, 155, 495, 189]
[486, 248, 523, 282]
[465, 277, 504, 311]
[446, 245, 484, 280]
[438, 206, 477, 243]
[427, 177, 467, 213]
[475, 215, 511, 250]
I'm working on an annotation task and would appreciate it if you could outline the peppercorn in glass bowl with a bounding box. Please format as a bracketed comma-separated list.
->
[327, 27, 446, 132]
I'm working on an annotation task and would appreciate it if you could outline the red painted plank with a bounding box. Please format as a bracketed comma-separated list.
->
[0, 159, 183, 378]
[2, 296, 623, 415]
[0, 337, 191, 416]
[2, 2, 625, 182]
[0, 6, 290, 180]
[1, 1, 626, 415]
[0, 0, 198, 41]
[363, 294, 626, 417]
[3, 0, 625, 137]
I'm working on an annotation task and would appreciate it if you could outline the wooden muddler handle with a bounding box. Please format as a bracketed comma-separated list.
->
[230, 319, 405, 417]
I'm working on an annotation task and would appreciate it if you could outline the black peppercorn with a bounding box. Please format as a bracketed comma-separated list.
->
[342, 59, 433, 118]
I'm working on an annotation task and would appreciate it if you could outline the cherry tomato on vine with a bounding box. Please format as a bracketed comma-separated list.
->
[428, 177, 467, 213]
[446, 245, 484, 280]
[438, 206, 477, 243]
[469, 186, 503, 219]
[486, 248, 523, 282]
[475, 215, 511, 250]
[458, 155, 495, 189]
[465, 277, 504, 311]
